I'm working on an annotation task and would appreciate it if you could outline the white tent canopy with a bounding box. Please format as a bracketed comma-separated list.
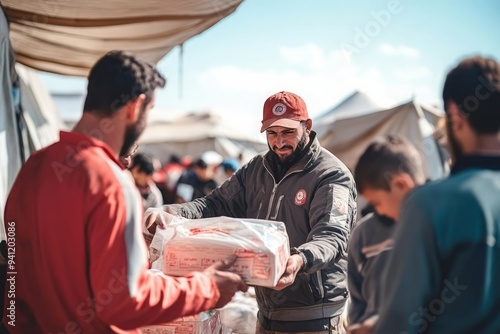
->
[315, 90, 388, 122]
[315, 91, 448, 182]
[139, 112, 267, 164]
[1, 0, 243, 76]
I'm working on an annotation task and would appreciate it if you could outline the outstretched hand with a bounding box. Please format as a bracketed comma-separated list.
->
[273, 254, 304, 291]
[204, 254, 248, 309]
[143, 206, 179, 236]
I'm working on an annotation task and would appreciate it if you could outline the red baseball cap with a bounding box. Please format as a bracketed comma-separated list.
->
[260, 91, 309, 132]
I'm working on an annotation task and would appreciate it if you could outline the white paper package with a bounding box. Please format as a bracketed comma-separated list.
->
[141, 309, 221, 334]
[149, 216, 290, 288]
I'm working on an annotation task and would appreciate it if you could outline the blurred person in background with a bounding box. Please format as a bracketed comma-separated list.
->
[174, 150, 222, 203]
[214, 157, 241, 186]
[130, 152, 164, 210]
[153, 154, 185, 204]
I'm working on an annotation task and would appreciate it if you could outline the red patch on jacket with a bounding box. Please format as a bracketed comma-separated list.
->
[294, 189, 307, 205]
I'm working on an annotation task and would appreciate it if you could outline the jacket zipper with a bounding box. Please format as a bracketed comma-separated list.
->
[270, 195, 284, 220]
[262, 161, 305, 221]
[269, 170, 302, 219]
[265, 184, 278, 220]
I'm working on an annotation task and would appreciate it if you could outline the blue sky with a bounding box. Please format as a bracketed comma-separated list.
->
[42, 0, 500, 141]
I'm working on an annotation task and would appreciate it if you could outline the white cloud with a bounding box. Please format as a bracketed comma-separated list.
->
[199, 66, 283, 94]
[280, 44, 327, 71]
[378, 43, 420, 59]
[192, 43, 437, 133]
[197, 44, 363, 116]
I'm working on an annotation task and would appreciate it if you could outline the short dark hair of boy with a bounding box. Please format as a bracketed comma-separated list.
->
[131, 153, 156, 175]
[83, 50, 166, 116]
[354, 135, 425, 193]
[442, 55, 500, 134]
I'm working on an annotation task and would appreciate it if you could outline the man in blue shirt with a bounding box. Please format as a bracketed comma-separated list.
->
[375, 55, 500, 333]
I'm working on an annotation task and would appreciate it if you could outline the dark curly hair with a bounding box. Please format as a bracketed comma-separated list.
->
[442, 55, 500, 134]
[83, 50, 166, 115]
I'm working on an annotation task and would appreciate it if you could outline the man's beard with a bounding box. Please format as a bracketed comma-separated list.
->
[269, 132, 308, 165]
[446, 117, 463, 163]
[120, 110, 147, 158]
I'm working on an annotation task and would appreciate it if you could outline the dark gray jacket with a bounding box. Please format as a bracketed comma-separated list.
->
[168, 132, 357, 326]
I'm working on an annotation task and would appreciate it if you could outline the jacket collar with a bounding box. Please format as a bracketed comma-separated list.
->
[451, 154, 500, 175]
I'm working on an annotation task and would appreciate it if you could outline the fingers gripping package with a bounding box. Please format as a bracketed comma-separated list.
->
[149, 216, 290, 287]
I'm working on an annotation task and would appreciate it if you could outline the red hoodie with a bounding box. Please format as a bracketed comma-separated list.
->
[2, 131, 219, 333]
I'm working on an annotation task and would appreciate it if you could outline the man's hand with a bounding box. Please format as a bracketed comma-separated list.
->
[273, 254, 304, 291]
[347, 316, 377, 334]
[347, 323, 375, 334]
[143, 206, 179, 236]
[203, 254, 248, 309]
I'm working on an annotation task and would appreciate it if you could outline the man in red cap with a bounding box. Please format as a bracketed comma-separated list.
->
[148, 91, 357, 333]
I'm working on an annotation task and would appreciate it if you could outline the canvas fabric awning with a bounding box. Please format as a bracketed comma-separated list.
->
[1, 0, 243, 76]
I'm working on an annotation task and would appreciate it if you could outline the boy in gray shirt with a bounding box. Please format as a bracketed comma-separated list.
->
[347, 135, 426, 333]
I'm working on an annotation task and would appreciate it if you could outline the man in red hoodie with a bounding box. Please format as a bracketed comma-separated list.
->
[2, 50, 246, 333]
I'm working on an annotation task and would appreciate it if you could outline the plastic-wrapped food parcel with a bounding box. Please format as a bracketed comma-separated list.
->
[149, 216, 290, 288]
[141, 308, 222, 334]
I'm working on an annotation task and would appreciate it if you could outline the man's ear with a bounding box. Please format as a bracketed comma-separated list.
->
[447, 101, 466, 132]
[305, 119, 313, 132]
[126, 94, 146, 122]
[390, 173, 415, 193]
